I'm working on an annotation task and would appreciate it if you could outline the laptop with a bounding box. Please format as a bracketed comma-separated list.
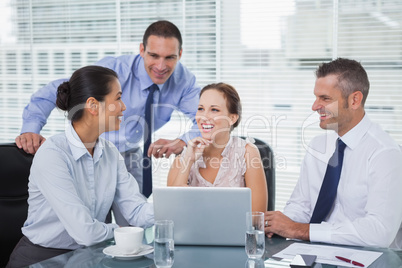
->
[153, 187, 251, 246]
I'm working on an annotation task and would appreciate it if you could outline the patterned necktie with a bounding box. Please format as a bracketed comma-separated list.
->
[142, 84, 158, 198]
[310, 138, 347, 223]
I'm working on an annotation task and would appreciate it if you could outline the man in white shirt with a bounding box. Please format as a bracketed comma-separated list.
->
[264, 58, 402, 249]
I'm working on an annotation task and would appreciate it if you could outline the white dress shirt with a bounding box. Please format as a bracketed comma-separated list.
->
[22, 124, 154, 249]
[284, 115, 402, 248]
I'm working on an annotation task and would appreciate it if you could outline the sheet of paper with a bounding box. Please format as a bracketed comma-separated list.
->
[273, 243, 383, 267]
[264, 257, 291, 267]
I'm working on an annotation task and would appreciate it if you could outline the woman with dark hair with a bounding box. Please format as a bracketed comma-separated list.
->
[167, 83, 268, 212]
[7, 66, 153, 267]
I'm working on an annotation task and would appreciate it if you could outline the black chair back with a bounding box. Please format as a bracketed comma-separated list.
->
[0, 143, 33, 267]
[241, 137, 275, 211]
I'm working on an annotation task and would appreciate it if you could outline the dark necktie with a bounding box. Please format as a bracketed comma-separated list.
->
[310, 138, 347, 223]
[142, 84, 158, 198]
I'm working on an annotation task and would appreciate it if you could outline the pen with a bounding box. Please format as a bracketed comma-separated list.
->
[336, 256, 365, 267]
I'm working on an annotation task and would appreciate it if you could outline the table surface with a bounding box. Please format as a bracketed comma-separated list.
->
[30, 236, 402, 268]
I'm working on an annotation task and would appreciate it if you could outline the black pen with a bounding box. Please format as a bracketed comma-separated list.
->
[336, 255, 365, 267]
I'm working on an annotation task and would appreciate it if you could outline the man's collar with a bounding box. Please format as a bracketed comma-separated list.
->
[340, 114, 371, 150]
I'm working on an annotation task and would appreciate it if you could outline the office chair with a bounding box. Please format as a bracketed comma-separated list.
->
[240, 137, 275, 211]
[0, 143, 33, 267]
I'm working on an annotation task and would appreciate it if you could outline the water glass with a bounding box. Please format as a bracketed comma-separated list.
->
[245, 211, 265, 259]
[154, 220, 174, 268]
[245, 258, 265, 268]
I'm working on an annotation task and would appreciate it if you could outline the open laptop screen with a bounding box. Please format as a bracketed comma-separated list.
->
[153, 187, 252, 246]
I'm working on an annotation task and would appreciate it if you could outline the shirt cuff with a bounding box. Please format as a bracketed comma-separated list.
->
[145, 203, 155, 227]
[133, 202, 154, 229]
[21, 121, 44, 134]
[178, 133, 191, 144]
[108, 223, 120, 239]
[179, 129, 201, 144]
[110, 223, 120, 231]
[309, 222, 332, 243]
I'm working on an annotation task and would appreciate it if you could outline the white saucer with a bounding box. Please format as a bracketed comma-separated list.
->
[103, 244, 154, 260]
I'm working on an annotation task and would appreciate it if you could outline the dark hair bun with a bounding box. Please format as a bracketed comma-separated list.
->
[56, 81, 71, 111]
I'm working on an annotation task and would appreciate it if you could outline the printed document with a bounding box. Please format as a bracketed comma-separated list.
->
[273, 243, 382, 267]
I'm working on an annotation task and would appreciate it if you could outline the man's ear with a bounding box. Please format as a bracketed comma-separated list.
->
[139, 43, 145, 57]
[349, 91, 363, 109]
[178, 48, 183, 60]
[86, 97, 99, 115]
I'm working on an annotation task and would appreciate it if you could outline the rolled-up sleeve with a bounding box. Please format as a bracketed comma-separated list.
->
[177, 73, 201, 144]
[21, 78, 68, 134]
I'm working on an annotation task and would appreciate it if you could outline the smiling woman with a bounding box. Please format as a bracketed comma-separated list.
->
[54, 66, 127, 156]
[3, 0, 402, 225]
[167, 83, 268, 213]
[56, 66, 126, 149]
[6, 66, 154, 267]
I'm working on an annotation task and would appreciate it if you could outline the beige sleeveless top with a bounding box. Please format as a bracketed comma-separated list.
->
[183, 136, 250, 187]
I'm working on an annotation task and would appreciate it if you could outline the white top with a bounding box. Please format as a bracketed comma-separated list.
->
[22, 124, 154, 249]
[185, 136, 249, 187]
[284, 115, 402, 249]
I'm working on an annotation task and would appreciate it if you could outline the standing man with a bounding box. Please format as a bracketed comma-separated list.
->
[15, 20, 200, 197]
[265, 58, 402, 249]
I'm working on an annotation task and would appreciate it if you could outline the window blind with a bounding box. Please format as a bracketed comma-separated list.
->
[1, 0, 401, 211]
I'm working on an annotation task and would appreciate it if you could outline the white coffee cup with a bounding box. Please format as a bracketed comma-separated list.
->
[114, 226, 144, 254]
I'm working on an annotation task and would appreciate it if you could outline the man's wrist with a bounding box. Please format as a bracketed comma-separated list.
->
[175, 139, 187, 153]
[291, 222, 310, 241]
[176, 139, 186, 146]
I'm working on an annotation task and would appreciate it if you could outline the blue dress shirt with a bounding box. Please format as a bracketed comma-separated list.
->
[21, 54, 201, 152]
[22, 124, 154, 249]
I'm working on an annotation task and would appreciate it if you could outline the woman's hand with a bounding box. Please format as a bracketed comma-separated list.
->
[183, 137, 212, 163]
[167, 137, 212, 186]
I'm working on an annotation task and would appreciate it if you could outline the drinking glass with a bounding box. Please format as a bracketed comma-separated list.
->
[154, 220, 174, 268]
[245, 257, 265, 268]
[245, 211, 265, 259]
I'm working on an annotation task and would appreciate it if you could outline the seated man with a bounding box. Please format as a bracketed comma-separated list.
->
[265, 58, 402, 249]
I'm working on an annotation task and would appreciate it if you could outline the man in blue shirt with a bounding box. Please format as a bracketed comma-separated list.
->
[15, 20, 201, 197]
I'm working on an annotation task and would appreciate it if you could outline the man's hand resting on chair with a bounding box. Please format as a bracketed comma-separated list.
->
[15, 132, 46, 154]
